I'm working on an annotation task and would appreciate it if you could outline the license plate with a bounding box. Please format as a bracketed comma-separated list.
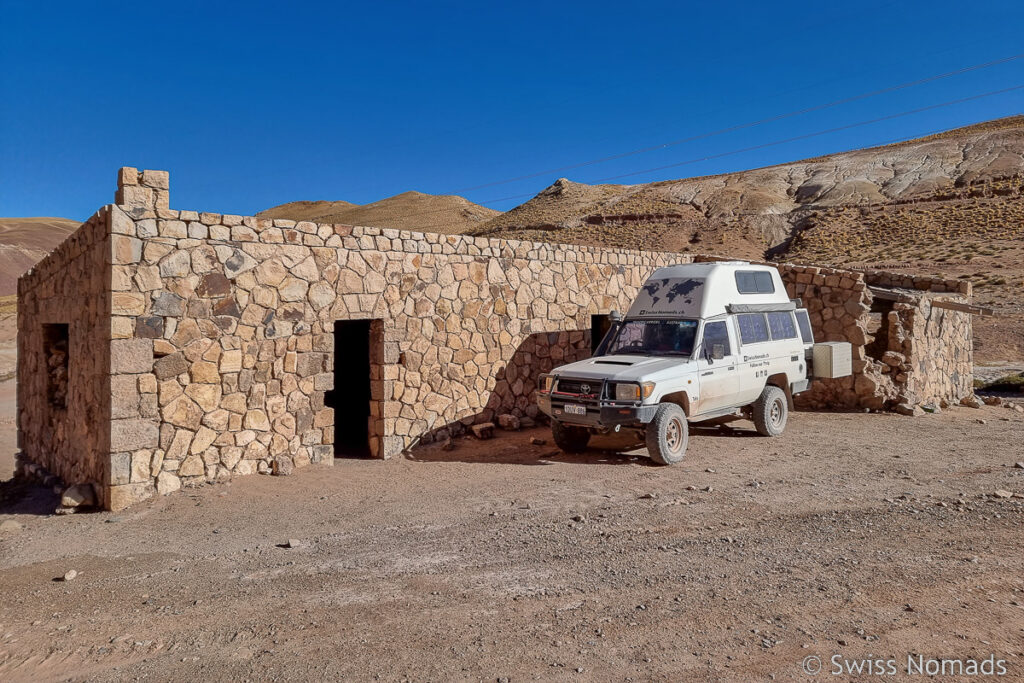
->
[563, 404, 587, 415]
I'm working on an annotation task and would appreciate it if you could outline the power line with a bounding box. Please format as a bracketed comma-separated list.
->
[449, 52, 1024, 194]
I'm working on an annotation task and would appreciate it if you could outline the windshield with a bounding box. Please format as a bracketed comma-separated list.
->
[605, 319, 698, 357]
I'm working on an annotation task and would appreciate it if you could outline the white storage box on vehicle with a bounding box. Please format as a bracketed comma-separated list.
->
[812, 342, 852, 379]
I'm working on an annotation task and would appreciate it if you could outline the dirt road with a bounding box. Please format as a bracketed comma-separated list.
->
[1, 407, 1023, 681]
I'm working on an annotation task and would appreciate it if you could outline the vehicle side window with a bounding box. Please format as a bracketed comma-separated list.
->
[735, 271, 775, 294]
[795, 309, 814, 343]
[736, 313, 769, 344]
[702, 321, 731, 356]
[766, 311, 798, 339]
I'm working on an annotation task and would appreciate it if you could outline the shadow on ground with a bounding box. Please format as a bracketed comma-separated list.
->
[0, 478, 60, 516]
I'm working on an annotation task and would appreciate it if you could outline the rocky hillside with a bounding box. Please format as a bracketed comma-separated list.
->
[471, 116, 1024, 253]
[0, 217, 79, 296]
[470, 116, 1024, 361]
[259, 191, 499, 235]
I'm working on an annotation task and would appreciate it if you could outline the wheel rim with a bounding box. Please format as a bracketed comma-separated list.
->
[770, 399, 784, 427]
[665, 417, 684, 453]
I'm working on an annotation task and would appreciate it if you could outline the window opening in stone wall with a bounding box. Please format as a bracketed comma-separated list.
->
[327, 319, 374, 458]
[865, 298, 895, 361]
[43, 323, 69, 409]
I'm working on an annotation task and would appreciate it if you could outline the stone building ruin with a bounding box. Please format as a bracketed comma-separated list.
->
[16, 169, 978, 510]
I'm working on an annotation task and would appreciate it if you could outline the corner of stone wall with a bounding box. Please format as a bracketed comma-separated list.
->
[105, 168, 171, 510]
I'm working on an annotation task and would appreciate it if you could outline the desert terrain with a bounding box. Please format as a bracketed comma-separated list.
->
[258, 191, 499, 236]
[0, 218, 78, 297]
[1, 406, 1023, 680]
[1, 117, 1023, 680]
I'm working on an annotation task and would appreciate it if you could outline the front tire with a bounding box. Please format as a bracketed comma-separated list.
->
[552, 421, 591, 453]
[645, 403, 689, 465]
[752, 385, 788, 436]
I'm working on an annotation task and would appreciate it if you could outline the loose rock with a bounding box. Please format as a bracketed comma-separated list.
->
[497, 414, 520, 431]
[895, 403, 925, 417]
[61, 484, 97, 508]
[960, 395, 984, 409]
[471, 423, 495, 440]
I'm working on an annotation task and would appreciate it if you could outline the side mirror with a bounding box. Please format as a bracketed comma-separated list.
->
[711, 344, 725, 360]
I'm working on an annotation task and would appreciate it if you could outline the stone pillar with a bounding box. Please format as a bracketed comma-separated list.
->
[115, 167, 170, 218]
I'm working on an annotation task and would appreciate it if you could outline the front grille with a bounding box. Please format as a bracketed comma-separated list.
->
[554, 378, 602, 400]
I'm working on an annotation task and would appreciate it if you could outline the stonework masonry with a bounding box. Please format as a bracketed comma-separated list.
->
[16, 169, 975, 510]
[18, 209, 112, 493]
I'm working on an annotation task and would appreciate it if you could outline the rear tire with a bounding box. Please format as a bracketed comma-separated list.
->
[552, 421, 591, 453]
[645, 403, 689, 465]
[752, 385, 788, 436]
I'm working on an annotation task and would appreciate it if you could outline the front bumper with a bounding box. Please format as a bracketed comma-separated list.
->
[538, 393, 659, 429]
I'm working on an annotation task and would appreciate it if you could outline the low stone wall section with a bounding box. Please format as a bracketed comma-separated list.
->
[17, 209, 113, 494]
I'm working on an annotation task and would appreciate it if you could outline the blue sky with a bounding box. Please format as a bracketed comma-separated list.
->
[1, 0, 1022, 220]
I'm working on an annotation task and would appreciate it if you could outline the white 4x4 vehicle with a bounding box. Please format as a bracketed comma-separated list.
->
[537, 261, 850, 464]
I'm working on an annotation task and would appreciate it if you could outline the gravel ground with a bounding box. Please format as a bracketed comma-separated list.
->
[1, 406, 1023, 682]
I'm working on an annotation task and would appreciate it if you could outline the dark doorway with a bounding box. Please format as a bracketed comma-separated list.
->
[591, 314, 612, 354]
[326, 320, 373, 457]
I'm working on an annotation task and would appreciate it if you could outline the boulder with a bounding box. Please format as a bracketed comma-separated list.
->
[497, 414, 521, 431]
[959, 395, 984, 409]
[894, 402, 925, 417]
[471, 423, 495, 440]
[272, 455, 294, 476]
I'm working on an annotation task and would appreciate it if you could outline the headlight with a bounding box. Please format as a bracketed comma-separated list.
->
[615, 382, 655, 401]
[538, 374, 554, 392]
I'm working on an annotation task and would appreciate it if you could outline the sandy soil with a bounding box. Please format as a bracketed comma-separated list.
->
[1, 403, 1022, 681]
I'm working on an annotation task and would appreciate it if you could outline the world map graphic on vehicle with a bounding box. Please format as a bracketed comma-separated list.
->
[640, 278, 703, 307]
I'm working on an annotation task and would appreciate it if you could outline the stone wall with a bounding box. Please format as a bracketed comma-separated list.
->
[91, 168, 688, 508]
[17, 209, 112, 491]
[879, 299, 973, 407]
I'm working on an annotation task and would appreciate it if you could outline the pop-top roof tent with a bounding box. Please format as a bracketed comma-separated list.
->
[625, 261, 791, 320]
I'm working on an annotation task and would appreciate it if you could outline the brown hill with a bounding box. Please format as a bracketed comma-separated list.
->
[472, 116, 1024, 251]
[0, 217, 79, 297]
[259, 191, 500, 235]
[257, 200, 358, 222]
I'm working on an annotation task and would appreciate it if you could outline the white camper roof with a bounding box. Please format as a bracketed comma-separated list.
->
[626, 261, 791, 319]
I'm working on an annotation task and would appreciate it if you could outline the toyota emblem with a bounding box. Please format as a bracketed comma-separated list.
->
[580, 384, 591, 394]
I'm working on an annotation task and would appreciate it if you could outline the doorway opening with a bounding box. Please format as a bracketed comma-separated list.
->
[327, 319, 375, 458]
[591, 314, 612, 354]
